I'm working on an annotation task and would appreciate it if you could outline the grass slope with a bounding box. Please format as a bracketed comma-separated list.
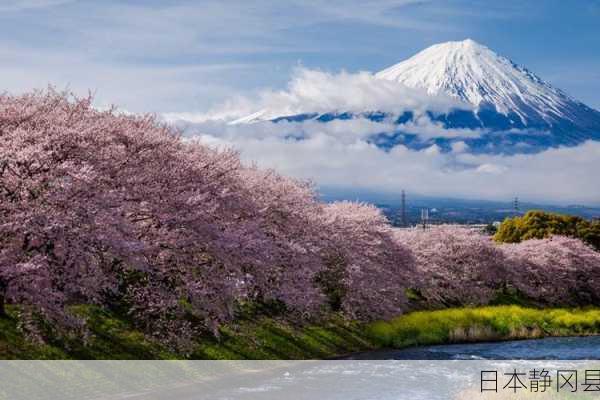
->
[2, 305, 600, 359]
[368, 305, 600, 348]
[0, 305, 375, 359]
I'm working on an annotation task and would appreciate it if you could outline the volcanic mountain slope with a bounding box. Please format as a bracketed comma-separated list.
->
[235, 39, 600, 154]
[376, 39, 593, 127]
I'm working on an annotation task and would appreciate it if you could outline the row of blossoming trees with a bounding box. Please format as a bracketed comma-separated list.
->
[0, 90, 414, 346]
[394, 227, 600, 309]
[1, 90, 599, 349]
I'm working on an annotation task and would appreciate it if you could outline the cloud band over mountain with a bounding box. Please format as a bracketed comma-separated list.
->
[168, 40, 600, 205]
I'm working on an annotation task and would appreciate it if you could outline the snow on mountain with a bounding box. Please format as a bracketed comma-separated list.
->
[216, 39, 600, 153]
[230, 109, 269, 125]
[374, 39, 589, 126]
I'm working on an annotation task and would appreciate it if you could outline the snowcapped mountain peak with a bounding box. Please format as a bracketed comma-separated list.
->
[375, 39, 580, 125]
[225, 39, 600, 153]
[427, 38, 485, 52]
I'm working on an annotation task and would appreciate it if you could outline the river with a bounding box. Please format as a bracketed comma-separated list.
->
[346, 335, 600, 359]
[7, 337, 598, 399]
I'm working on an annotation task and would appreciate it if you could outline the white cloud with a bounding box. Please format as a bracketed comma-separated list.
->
[0, 0, 76, 12]
[1, 0, 597, 116]
[475, 163, 507, 174]
[450, 141, 469, 153]
[399, 115, 486, 139]
[164, 64, 600, 205]
[0, 45, 258, 113]
[1, 0, 594, 205]
[291, 0, 451, 31]
[170, 66, 600, 206]
[184, 116, 600, 205]
[168, 67, 471, 123]
[423, 144, 442, 156]
[0, 0, 464, 115]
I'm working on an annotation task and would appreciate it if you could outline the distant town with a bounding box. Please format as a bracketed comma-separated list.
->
[377, 195, 600, 227]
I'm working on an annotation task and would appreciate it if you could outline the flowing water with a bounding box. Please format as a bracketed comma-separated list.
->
[346, 335, 600, 359]
[11, 337, 596, 400]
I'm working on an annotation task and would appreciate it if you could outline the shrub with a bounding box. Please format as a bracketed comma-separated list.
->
[495, 210, 600, 251]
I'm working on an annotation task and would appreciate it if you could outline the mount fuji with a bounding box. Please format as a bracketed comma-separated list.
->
[234, 39, 600, 154]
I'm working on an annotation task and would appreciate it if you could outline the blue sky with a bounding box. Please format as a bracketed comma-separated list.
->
[2, 0, 600, 203]
[1, 0, 600, 113]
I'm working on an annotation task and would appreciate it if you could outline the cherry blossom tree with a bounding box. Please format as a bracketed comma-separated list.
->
[7, 89, 597, 351]
[500, 235, 600, 306]
[0, 91, 239, 339]
[393, 225, 508, 308]
[0, 89, 416, 347]
[319, 201, 416, 320]
[395, 225, 600, 309]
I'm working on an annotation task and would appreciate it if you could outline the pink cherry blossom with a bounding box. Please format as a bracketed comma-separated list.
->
[0, 89, 416, 347]
[393, 225, 507, 307]
[501, 235, 600, 305]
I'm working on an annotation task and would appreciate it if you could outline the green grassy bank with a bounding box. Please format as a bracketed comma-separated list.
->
[1, 305, 600, 359]
[368, 305, 600, 349]
[0, 305, 375, 359]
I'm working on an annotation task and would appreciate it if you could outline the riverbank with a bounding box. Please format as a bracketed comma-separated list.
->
[1, 305, 600, 359]
[367, 305, 600, 349]
[0, 305, 377, 359]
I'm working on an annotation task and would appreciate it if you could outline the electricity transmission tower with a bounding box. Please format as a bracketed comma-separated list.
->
[400, 190, 407, 227]
[420, 208, 429, 230]
[513, 197, 520, 215]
